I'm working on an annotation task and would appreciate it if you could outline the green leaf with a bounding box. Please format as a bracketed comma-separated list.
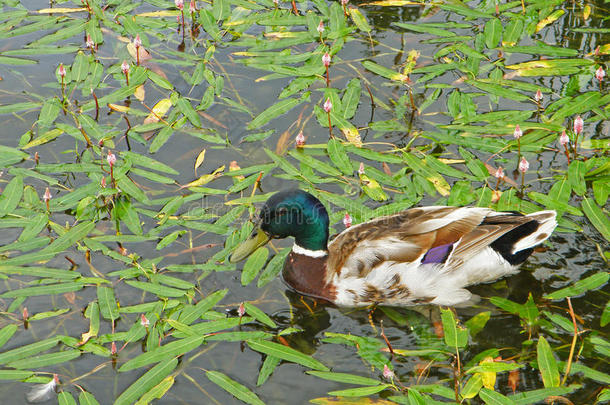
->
[115, 359, 178, 405]
[243, 302, 277, 328]
[328, 384, 390, 397]
[0, 325, 17, 349]
[179, 289, 228, 325]
[257, 355, 280, 386]
[479, 387, 515, 405]
[206, 370, 265, 405]
[288, 150, 342, 177]
[125, 280, 189, 298]
[0, 337, 59, 365]
[247, 339, 329, 371]
[7, 349, 80, 369]
[484, 18, 502, 49]
[440, 308, 468, 349]
[559, 361, 610, 384]
[257, 248, 290, 288]
[568, 160, 586, 196]
[247, 95, 307, 130]
[1, 282, 84, 298]
[119, 336, 204, 372]
[394, 22, 456, 37]
[307, 371, 381, 386]
[465, 311, 491, 338]
[348, 8, 371, 33]
[537, 336, 559, 388]
[41, 221, 96, 255]
[176, 97, 201, 127]
[58, 392, 77, 405]
[0, 176, 23, 217]
[79, 391, 100, 405]
[508, 386, 579, 405]
[97, 286, 120, 321]
[602, 301, 610, 327]
[543, 272, 609, 300]
[342, 78, 361, 119]
[241, 247, 269, 286]
[327, 139, 352, 176]
[581, 198, 610, 241]
[0, 370, 33, 380]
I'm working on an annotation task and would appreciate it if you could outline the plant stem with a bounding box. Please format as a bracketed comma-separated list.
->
[561, 297, 579, 386]
[327, 111, 333, 138]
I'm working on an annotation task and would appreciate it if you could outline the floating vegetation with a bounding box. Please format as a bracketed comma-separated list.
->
[0, 0, 608, 403]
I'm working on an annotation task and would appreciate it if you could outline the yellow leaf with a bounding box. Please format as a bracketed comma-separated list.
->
[144, 98, 172, 124]
[79, 331, 94, 346]
[134, 376, 175, 405]
[361, 0, 420, 5]
[136, 10, 179, 17]
[134, 85, 145, 101]
[127, 42, 152, 62]
[360, 174, 388, 201]
[535, 10, 565, 33]
[108, 103, 131, 113]
[37, 7, 88, 13]
[229, 161, 245, 181]
[478, 357, 497, 390]
[583, 5, 591, 19]
[194, 149, 206, 175]
[427, 174, 450, 196]
[180, 166, 225, 189]
[342, 128, 362, 147]
[264, 32, 300, 39]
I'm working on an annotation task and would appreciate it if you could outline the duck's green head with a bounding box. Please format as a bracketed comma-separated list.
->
[230, 190, 329, 262]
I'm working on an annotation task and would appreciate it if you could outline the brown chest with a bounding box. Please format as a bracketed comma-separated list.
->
[282, 251, 336, 302]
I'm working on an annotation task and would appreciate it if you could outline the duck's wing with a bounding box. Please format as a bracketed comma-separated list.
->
[326, 206, 532, 280]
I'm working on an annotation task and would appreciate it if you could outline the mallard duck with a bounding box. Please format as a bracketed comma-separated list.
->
[230, 190, 557, 307]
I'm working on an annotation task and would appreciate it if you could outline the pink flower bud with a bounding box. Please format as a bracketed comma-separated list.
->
[513, 124, 522, 139]
[111, 341, 117, 355]
[140, 314, 149, 327]
[383, 364, 394, 380]
[107, 152, 116, 167]
[323, 98, 332, 113]
[535, 89, 543, 103]
[341, 0, 348, 5]
[317, 21, 324, 34]
[133, 34, 142, 48]
[322, 52, 331, 68]
[101, 177, 106, 188]
[43, 187, 52, 202]
[175, 0, 184, 10]
[595, 66, 605, 82]
[238, 303, 246, 317]
[189, 0, 196, 13]
[121, 61, 130, 74]
[343, 213, 352, 228]
[273, 0, 279, 5]
[295, 131, 305, 147]
[519, 157, 529, 173]
[86, 35, 94, 48]
[494, 166, 504, 179]
[58, 63, 66, 77]
[358, 162, 365, 175]
[573, 116, 583, 135]
[559, 130, 569, 146]
[22, 307, 28, 320]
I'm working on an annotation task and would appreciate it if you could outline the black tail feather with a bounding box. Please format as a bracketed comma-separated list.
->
[489, 220, 539, 265]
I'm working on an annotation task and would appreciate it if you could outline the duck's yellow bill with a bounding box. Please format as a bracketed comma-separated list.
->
[229, 227, 270, 262]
